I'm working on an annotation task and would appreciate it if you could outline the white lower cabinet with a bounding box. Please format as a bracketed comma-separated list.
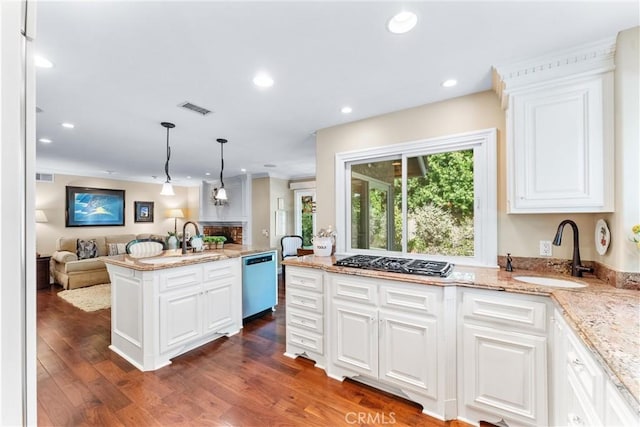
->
[552, 309, 638, 427]
[159, 259, 239, 354]
[458, 289, 550, 427]
[160, 286, 202, 352]
[282, 266, 638, 426]
[284, 266, 326, 368]
[327, 273, 446, 418]
[107, 258, 241, 371]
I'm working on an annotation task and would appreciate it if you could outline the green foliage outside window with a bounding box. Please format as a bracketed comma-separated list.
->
[353, 149, 474, 256]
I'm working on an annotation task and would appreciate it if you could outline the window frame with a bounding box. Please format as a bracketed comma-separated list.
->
[335, 128, 498, 267]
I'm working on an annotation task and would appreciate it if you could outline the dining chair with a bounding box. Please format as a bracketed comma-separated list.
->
[280, 235, 303, 283]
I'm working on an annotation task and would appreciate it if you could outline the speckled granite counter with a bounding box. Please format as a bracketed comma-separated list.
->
[102, 244, 276, 271]
[283, 255, 640, 410]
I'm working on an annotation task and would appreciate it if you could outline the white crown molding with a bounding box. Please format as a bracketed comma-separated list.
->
[493, 36, 616, 109]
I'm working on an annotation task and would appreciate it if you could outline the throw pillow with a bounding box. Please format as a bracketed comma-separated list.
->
[77, 239, 98, 260]
[107, 243, 127, 256]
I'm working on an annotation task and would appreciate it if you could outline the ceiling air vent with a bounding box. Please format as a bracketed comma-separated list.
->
[35, 172, 54, 183]
[179, 101, 212, 116]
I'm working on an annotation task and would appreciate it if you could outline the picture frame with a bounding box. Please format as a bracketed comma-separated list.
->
[134, 201, 155, 223]
[65, 186, 125, 227]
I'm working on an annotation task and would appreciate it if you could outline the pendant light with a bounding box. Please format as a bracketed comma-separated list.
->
[214, 138, 228, 202]
[160, 122, 176, 196]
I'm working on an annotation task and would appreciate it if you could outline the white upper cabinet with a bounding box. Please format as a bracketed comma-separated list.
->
[494, 37, 615, 213]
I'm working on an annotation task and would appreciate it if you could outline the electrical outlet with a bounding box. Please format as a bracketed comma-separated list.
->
[540, 240, 552, 256]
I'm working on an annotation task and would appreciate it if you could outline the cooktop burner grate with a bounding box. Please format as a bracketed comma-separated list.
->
[334, 255, 453, 277]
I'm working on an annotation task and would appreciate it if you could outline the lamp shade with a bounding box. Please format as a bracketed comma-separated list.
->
[166, 209, 185, 219]
[215, 187, 227, 201]
[160, 182, 175, 196]
[35, 210, 48, 223]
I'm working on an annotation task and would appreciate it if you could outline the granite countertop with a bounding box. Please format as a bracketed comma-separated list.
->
[102, 244, 276, 271]
[283, 255, 640, 411]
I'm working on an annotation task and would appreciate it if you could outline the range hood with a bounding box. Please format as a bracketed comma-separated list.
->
[198, 174, 251, 223]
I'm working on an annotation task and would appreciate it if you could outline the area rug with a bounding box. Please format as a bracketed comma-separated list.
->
[57, 283, 111, 312]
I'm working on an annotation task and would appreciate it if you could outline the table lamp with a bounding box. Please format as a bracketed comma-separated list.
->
[166, 208, 185, 236]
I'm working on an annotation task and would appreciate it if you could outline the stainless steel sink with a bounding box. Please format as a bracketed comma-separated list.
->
[513, 275, 587, 288]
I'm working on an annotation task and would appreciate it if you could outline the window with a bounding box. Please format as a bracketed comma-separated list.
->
[336, 129, 497, 267]
[294, 189, 316, 247]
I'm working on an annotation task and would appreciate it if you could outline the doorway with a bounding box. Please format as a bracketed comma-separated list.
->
[294, 189, 316, 247]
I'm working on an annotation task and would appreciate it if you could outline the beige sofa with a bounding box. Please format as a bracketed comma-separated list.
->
[50, 233, 165, 290]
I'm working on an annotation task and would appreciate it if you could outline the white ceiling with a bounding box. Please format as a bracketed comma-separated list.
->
[35, 1, 639, 186]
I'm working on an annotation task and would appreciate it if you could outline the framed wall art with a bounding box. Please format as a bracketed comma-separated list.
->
[134, 201, 155, 223]
[65, 186, 125, 227]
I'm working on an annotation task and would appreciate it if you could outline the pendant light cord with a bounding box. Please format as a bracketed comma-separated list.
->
[165, 127, 171, 182]
[219, 141, 224, 187]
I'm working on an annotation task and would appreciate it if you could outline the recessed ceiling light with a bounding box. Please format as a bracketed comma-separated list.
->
[186, 175, 192, 179]
[341, 106, 353, 114]
[387, 11, 417, 34]
[240, 168, 247, 173]
[34, 55, 53, 68]
[441, 79, 458, 88]
[61, 122, 74, 129]
[38, 138, 52, 144]
[205, 172, 211, 176]
[253, 72, 274, 88]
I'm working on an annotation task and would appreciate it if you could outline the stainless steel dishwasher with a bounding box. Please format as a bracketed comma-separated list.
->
[241, 251, 277, 319]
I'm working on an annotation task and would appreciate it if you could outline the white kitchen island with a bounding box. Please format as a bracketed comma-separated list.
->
[103, 252, 242, 371]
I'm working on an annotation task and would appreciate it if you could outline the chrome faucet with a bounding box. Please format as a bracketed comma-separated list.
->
[552, 219, 593, 277]
[181, 221, 200, 254]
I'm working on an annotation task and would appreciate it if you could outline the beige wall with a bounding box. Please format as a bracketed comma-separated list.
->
[316, 90, 598, 263]
[251, 176, 294, 267]
[599, 27, 640, 272]
[35, 174, 192, 255]
[251, 177, 270, 249]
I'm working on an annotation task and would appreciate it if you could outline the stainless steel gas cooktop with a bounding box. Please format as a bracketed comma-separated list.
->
[334, 255, 454, 277]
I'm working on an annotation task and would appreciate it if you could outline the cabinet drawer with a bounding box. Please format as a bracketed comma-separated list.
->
[288, 308, 323, 334]
[287, 288, 323, 314]
[203, 259, 235, 282]
[287, 267, 323, 292]
[462, 291, 547, 333]
[159, 265, 203, 293]
[288, 327, 323, 354]
[566, 330, 603, 410]
[329, 274, 377, 305]
[380, 283, 438, 315]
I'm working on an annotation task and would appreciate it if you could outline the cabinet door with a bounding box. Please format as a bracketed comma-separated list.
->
[566, 367, 602, 427]
[202, 281, 234, 334]
[603, 380, 638, 427]
[332, 302, 377, 377]
[379, 310, 437, 399]
[508, 73, 613, 213]
[462, 323, 548, 425]
[160, 287, 202, 353]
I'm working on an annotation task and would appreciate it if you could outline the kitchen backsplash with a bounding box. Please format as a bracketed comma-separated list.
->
[497, 255, 639, 290]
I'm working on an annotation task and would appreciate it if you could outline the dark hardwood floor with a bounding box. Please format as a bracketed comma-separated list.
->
[37, 276, 468, 426]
